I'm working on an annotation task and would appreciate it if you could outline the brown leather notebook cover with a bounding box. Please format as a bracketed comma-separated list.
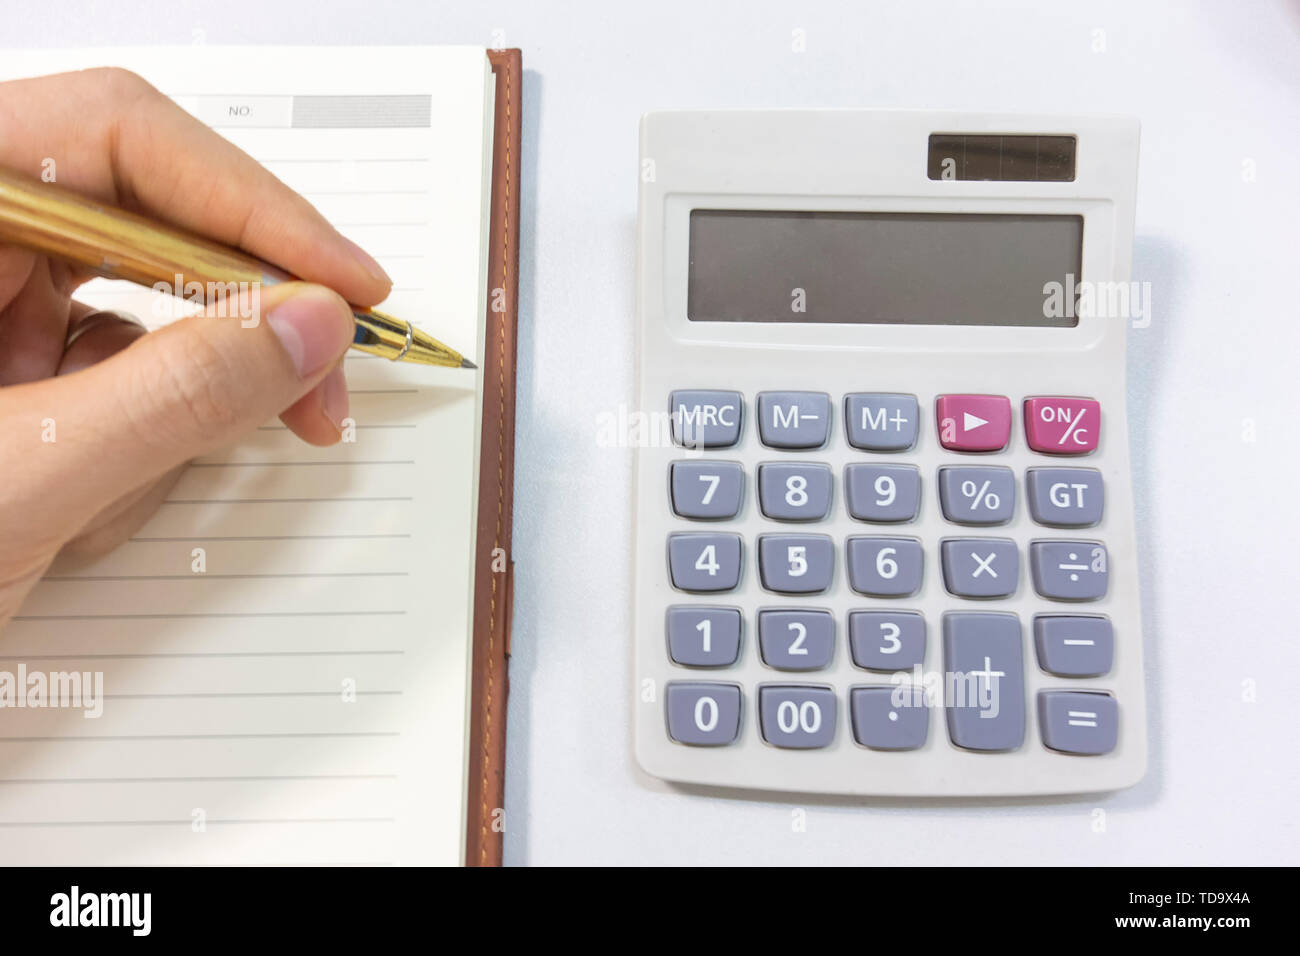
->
[464, 48, 521, 867]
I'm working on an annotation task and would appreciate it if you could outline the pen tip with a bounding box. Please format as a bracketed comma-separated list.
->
[460, 357, 478, 369]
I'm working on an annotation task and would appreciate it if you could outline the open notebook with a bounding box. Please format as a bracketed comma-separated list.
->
[0, 47, 520, 865]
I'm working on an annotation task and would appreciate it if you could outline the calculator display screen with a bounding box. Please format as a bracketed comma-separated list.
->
[687, 210, 1083, 327]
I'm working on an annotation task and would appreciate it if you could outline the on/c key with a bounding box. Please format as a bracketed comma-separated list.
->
[1024, 397, 1100, 454]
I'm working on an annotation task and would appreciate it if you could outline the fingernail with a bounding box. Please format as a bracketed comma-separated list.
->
[320, 364, 349, 432]
[342, 237, 392, 287]
[267, 285, 355, 378]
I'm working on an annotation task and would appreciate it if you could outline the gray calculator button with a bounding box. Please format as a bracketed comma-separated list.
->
[667, 606, 742, 667]
[1034, 615, 1114, 677]
[850, 685, 929, 751]
[758, 534, 834, 594]
[943, 612, 1026, 752]
[844, 463, 921, 522]
[941, 538, 1019, 598]
[844, 393, 919, 451]
[846, 537, 923, 597]
[1038, 691, 1119, 755]
[758, 463, 832, 521]
[758, 609, 834, 670]
[758, 685, 837, 749]
[671, 460, 744, 519]
[666, 682, 742, 746]
[849, 610, 926, 671]
[757, 391, 831, 449]
[938, 466, 1016, 525]
[668, 533, 742, 592]
[1030, 540, 1109, 600]
[1026, 468, 1104, 527]
[669, 390, 743, 449]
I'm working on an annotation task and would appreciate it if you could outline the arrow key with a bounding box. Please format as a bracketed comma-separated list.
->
[935, 395, 1012, 452]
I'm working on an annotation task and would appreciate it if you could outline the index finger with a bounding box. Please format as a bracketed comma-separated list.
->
[0, 67, 392, 307]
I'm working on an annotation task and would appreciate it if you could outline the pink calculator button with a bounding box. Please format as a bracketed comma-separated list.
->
[1024, 397, 1100, 454]
[935, 395, 1012, 452]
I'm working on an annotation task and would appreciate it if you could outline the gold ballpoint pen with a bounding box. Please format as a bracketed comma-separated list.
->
[0, 165, 474, 369]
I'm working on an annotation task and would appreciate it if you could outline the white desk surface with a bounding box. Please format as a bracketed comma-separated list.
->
[13, 0, 1299, 865]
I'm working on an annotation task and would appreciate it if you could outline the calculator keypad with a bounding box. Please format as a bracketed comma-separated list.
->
[667, 606, 742, 667]
[940, 537, 1020, 598]
[1034, 614, 1113, 677]
[847, 536, 924, 597]
[666, 682, 742, 745]
[850, 685, 930, 751]
[1029, 541, 1109, 600]
[758, 685, 837, 748]
[669, 390, 743, 448]
[935, 394, 1012, 452]
[844, 463, 921, 522]
[668, 532, 742, 592]
[671, 460, 745, 519]
[1025, 467, 1104, 527]
[757, 391, 831, 449]
[937, 465, 1016, 525]
[844, 393, 918, 451]
[758, 463, 832, 521]
[1023, 397, 1100, 455]
[942, 612, 1026, 752]
[849, 609, 926, 670]
[757, 533, 835, 593]
[758, 609, 835, 670]
[660, 390, 1122, 760]
[1037, 691, 1118, 755]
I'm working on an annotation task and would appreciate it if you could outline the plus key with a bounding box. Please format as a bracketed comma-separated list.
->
[1023, 397, 1100, 455]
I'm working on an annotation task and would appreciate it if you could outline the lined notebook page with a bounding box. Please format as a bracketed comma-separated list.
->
[0, 47, 494, 865]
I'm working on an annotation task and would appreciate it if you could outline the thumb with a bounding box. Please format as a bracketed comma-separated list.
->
[2, 282, 354, 548]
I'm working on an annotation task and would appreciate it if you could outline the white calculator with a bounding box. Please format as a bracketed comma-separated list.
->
[632, 110, 1147, 796]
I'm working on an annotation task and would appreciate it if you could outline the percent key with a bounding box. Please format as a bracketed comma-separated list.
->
[938, 466, 1016, 525]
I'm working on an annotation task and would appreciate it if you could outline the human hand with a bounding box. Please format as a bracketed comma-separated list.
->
[0, 68, 393, 626]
